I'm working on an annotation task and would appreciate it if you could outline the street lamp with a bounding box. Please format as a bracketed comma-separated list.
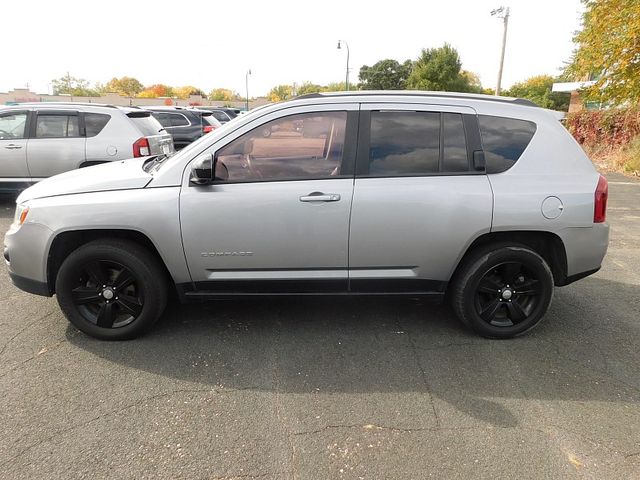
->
[245, 69, 251, 112]
[337, 40, 350, 91]
[491, 6, 510, 96]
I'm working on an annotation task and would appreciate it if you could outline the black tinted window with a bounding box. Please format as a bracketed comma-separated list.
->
[35, 114, 80, 138]
[169, 113, 190, 127]
[478, 115, 536, 173]
[369, 111, 440, 175]
[211, 111, 230, 122]
[217, 112, 347, 182]
[442, 113, 468, 172]
[84, 113, 110, 137]
[152, 112, 171, 128]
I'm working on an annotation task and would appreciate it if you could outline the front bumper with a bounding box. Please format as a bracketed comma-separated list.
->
[4, 221, 54, 297]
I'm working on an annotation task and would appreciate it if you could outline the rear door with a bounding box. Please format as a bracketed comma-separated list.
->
[26, 110, 86, 179]
[348, 103, 493, 292]
[0, 110, 30, 182]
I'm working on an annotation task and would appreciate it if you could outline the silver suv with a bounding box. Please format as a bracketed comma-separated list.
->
[0, 103, 174, 192]
[3, 92, 609, 340]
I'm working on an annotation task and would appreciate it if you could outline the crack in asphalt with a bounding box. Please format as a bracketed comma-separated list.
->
[0, 311, 57, 359]
[0, 386, 260, 469]
[396, 316, 441, 428]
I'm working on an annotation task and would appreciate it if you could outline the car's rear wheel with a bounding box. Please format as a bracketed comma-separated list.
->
[55, 239, 168, 340]
[451, 245, 554, 338]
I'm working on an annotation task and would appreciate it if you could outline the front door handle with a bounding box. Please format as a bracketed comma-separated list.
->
[4, 144, 22, 150]
[299, 192, 341, 202]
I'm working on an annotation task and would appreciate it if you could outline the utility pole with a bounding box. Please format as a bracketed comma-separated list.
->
[337, 40, 350, 91]
[491, 6, 510, 96]
[245, 69, 251, 112]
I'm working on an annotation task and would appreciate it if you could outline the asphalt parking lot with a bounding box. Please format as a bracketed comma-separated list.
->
[1, 173, 639, 480]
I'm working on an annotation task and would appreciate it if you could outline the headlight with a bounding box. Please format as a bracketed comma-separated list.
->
[13, 203, 29, 226]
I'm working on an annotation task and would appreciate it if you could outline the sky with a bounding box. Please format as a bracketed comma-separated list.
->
[2, 0, 584, 97]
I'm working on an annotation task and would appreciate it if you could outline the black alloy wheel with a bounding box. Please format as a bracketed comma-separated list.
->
[71, 260, 143, 329]
[450, 245, 554, 338]
[475, 262, 542, 327]
[56, 239, 168, 340]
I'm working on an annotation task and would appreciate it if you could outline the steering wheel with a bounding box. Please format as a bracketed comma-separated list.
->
[244, 154, 263, 179]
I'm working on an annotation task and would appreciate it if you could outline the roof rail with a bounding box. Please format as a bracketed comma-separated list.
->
[294, 91, 538, 108]
[12, 101, 119, 109]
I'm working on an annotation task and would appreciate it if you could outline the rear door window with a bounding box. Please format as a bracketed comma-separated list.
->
[478, 115, 536, 173]
[169, 113, 190, 127]
[366, 111, 470, 176]
[84, 113, 111, 137]
[35, 114, 80, 138]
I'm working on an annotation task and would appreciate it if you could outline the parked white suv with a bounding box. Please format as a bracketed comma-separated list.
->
[4, 92, 609, 340]
[0, 103, 174, 192]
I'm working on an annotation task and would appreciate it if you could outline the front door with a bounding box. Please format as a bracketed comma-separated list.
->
[0, 110, 30, 184]
[180, 105, 358, 292]
[27, 110, 86, 179]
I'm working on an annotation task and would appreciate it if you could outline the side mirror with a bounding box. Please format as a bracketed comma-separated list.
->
[473, 150, 486, 171]
[190, 154, 214, 185]
[190, 153, 229, 185]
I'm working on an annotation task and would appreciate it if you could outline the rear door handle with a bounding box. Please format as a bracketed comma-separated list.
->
[299, 192, 341, 202]
[4, 144, 22, 150]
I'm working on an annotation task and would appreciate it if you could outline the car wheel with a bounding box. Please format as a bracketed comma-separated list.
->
[55, 239, 168, 340]
[450, 245, 554, 338]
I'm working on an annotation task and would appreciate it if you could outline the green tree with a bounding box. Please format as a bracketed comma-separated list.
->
[296, 82, 323, 95]
[325, 81, 348, 92]
[568, 0, 640, 104]
[505, 75, 570, 111]
[358, 59, 413, 90]
[105, 76, 144, 97]
[407, 44, 481, 93]
[209, 88, 240, 101]
[51, 73, 100, 96]
[268, 84, 294, 102]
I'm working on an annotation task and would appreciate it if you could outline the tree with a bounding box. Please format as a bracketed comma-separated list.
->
[296, 82, 323, 95]
[407, 44, 481, 93]
[325, 81, 348, 92]
[505, 75, 570, 111]
[209, 88, 240, 101]
[268, 84, 294, 102]
[138, 84, 174, 98]
[51, 73, 100, 96]
[568, 0, 640, 104]
[174, 86, 206, 99]
[359, 59, 413, 90]
[104, 76, 144, 97]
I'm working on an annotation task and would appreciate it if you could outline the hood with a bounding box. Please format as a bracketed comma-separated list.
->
[18, 158, 152, 203]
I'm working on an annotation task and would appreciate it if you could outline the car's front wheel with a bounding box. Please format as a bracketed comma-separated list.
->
[55, 239, 168, 340]
[450, 245, 554, 338]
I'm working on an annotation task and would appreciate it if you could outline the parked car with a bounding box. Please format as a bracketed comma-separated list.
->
[0, 103, 173, 193]
[191, 106, 241, 123]
[148, 106, 221, 149]
[4, 91, 609, 340]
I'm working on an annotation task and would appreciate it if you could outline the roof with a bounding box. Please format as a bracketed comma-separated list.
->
[295, 90, 538, 107]
[2, 102, 146, 114]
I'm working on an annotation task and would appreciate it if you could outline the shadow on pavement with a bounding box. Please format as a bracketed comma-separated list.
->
[66, 276, 640, 428]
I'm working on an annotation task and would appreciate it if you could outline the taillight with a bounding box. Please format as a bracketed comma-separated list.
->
[594, 174, 608, 223]
[133, 137, 151, 157]
[203, 125, 215, 134]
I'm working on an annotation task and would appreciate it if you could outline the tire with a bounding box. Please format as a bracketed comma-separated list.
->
[450, 244, 554, 339]
[55, 239, 168, 340]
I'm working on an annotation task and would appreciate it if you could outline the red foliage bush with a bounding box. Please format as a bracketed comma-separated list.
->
[566, 108, 640, 147]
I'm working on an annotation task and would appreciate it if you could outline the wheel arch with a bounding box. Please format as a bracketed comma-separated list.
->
[47, 229, 175, 295]
[450, 230, 568, 287]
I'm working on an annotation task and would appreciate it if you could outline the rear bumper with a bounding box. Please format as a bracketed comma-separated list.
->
[558, 224, 609, 280]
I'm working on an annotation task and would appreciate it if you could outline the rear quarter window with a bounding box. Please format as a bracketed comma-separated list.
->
[478, 115, 536, 173]
[84, 113, 111, 137]
[129, 114, 164, 136]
